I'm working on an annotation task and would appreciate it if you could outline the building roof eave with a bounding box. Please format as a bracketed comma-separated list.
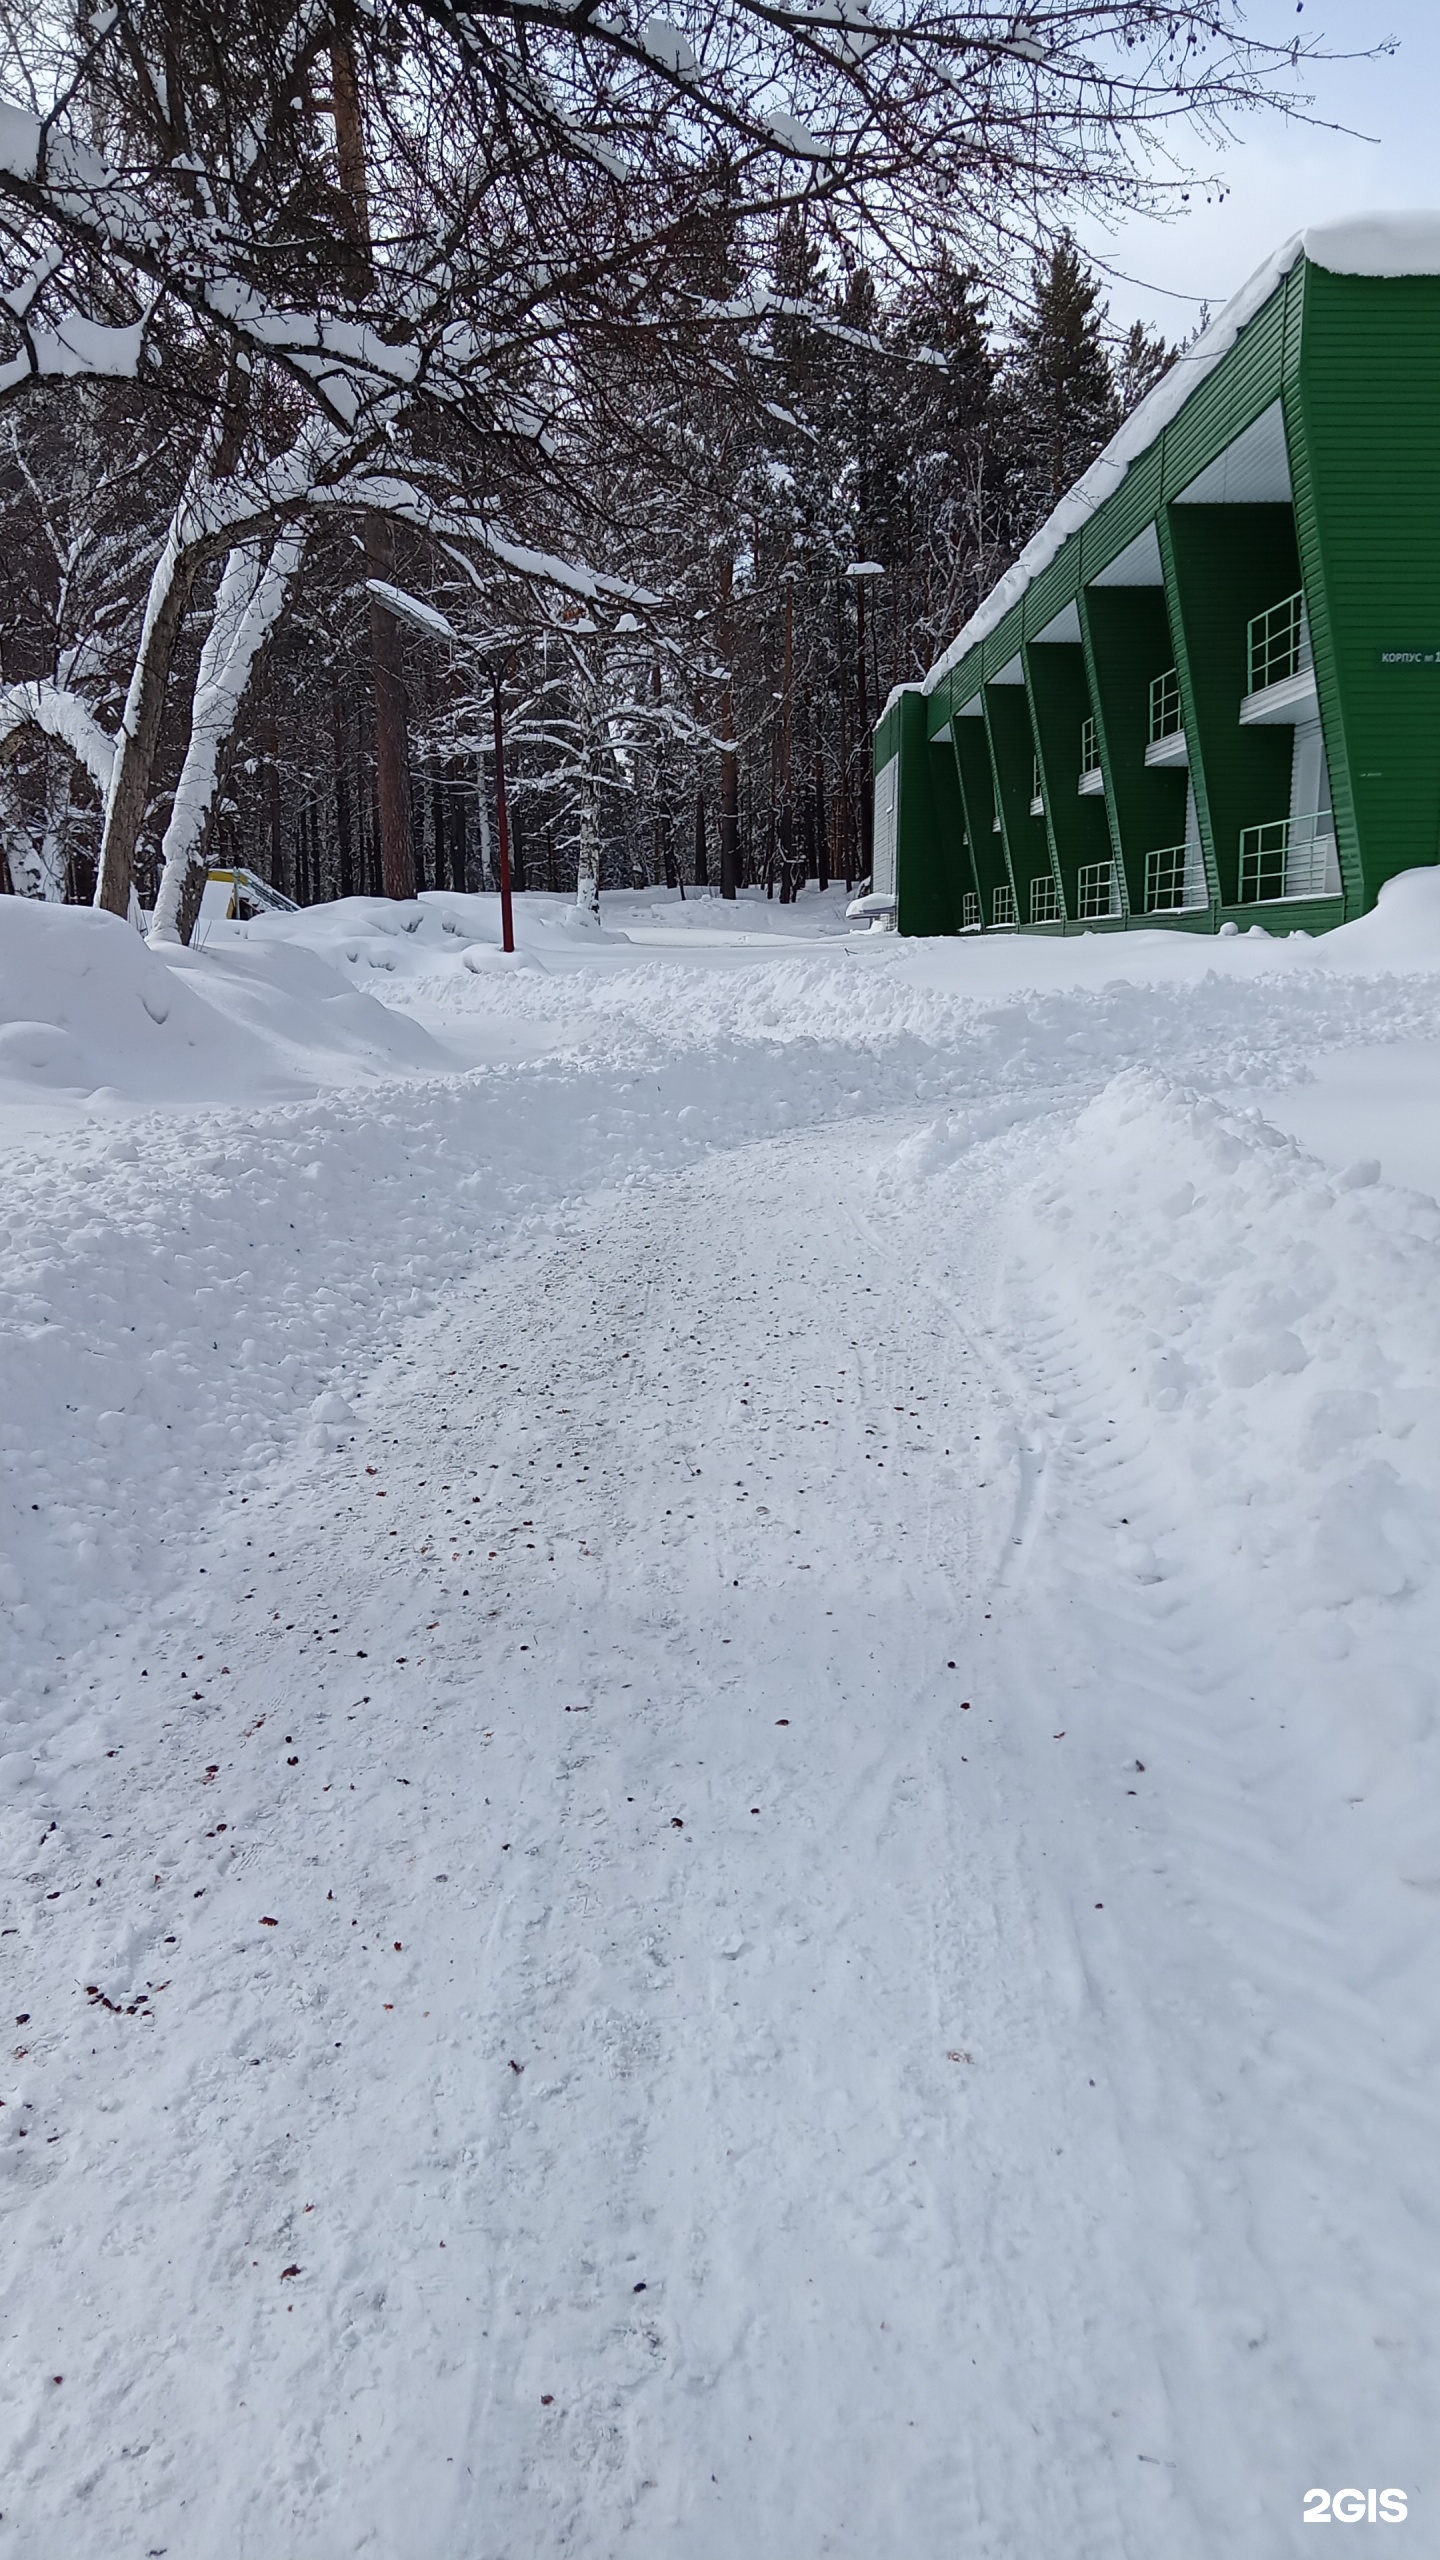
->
[921, 211, 1440, 701]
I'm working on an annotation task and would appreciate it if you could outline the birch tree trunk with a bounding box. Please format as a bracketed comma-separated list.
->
[0, 803, 60, 897]
[574, 755, 601, 918]
[92, 514, 201, 917]
[1, 758, 69, 898]
[36, 748, 74, 899]
[148, 529, 305, 944]
[572, 650, 601, 918]
[0, 681, 117, 897]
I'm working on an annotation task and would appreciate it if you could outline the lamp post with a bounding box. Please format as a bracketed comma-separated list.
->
[845, 561, 884, 882]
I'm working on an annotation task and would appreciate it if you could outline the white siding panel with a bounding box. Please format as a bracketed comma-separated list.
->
[872, 756, 899, 895]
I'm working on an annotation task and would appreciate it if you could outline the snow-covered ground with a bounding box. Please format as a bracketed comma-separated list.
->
[3, 880, 1439, 2556]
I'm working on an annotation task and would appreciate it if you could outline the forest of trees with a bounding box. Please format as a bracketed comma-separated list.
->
[0, 0, 1312, 930]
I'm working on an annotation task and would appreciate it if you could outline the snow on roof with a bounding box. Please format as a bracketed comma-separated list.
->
[922, 212, 1440, 699]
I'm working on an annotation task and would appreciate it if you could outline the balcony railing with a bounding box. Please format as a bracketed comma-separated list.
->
[993, 883, 1016, 926]
[961, 890, 981, 929]
[1145, 842, 1209, 913]
[1149, 668, 1181, 743]
[1080, 714, 1100, 775]
[1247, 590, 1305, 694]
[1238, 813, 1340, 903]
[1076, 860, 1120, 920]
[1030, 874, 1063, 924]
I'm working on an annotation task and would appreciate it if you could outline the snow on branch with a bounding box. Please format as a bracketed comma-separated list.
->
[0, 101, 446, 428]
[365, 578, 459, 641]
[0, 312, 147, 400]
[0, 678, 115, 794]
[638, 17, 700, 79]
[327, 480, 662, 606]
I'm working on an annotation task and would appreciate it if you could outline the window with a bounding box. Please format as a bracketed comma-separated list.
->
[1145, 843, 1209, 912]
[1076, 861, 1119, 919]
[1247, 591, 1305, 694]
[1238, 814, 1340, 902]
[993, 883, 1016, 926]
[1029, 755, 1044, 817]
[1148, 668, 1181, 742]
[1080, 715, 1100, 775]
[1030, 874, 1063, 924]
[961, 890, 981, 929]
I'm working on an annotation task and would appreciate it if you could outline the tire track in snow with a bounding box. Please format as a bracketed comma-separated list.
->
[0, 1114, 1166, 2559]
[9, 1067, 1437, 2556]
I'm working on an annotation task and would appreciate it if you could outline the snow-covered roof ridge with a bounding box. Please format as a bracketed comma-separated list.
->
[923, 212, 1440, 698]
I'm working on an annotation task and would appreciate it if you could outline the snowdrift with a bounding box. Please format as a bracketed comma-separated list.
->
[1009, 1068, 1440, 1892]
[1021, 1068, 1440, 1616]
[8, 867, 1440, 1127]
[0, 897, 447, 1109]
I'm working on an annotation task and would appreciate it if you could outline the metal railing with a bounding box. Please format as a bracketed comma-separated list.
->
[1145, 843, 1209, 912]
[1247, 590, 1304, 694]
[961, 890, 981, 929]
[1080, 714, 1101, 776]
[1076, 860, 1119, 919]
[1238, 812, 1339, 903]
[993, 883, 1016, 926]
[1030, 874, 1063, 924]
[1148, 668, 1181, 742]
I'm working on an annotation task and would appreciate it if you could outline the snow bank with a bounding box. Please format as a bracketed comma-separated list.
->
[0, 896, 447, 1111]
[1015, 1068, 1440, 1727]
[236, 884, 855, 972]
[922, 211, 1440, 694]
[8, 870, 1440, 1139]
[5, 871, 1440, 1739]
[384, 872, 1440, 1077]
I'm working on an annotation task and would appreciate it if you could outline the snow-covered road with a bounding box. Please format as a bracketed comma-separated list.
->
[4, 889, 1440, 2556]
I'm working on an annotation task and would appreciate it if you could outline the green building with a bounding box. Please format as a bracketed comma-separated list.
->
[872, 218, 1440, 938]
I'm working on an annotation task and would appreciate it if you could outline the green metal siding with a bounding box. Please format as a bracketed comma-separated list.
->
[1160, 503, 1299, 908]
[1291, 264, 1440, 908]
[1025, 642, 1114, 914]
[1079, 585, 1192, 915]
[907, 732, 968, 934]
[1024, 547, 1082, 638]
[951, 714, 1006, 916]
[883, 687, 968, 931]
[872, 695, 905, 775]
[877, 251, 1440, 937]
[983, 682, 1050, 917]
[1158, 274, 1291, 499]
[1078, 444, 1164, 583]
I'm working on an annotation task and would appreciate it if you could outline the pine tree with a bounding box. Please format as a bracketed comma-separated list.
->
[1002, 235, 1122, 540]
[893, 254, 1005, 661]
[1115, 318, 1175, 416]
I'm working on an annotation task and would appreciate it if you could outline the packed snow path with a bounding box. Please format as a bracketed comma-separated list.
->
[4, 894, 1440, 2555]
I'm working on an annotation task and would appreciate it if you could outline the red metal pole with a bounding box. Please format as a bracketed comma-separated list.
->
[492, 672, 515, 955]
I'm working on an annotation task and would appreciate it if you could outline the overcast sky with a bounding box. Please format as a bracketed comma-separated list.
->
[1079, 0, 1438, 335]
